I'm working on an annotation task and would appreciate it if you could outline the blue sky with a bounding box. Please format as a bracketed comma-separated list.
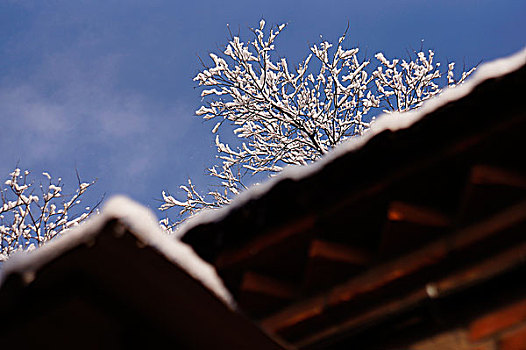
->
[0, 0, 524, 216]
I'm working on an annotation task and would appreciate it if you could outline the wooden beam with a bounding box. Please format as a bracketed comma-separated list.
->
[308, 240, 371, 265]
[260, 201, 526, 338]
[260, 241, 448, 334]
[381, 201, 451, 256]
[458, 165, 526, 225]
[387, 201, 450, 227]
[240, 271, 297, 300]
[238, 271, 298, 319]
[470, 165, 526, 188]
[215, 216, 315, 271]
[450, 200, 526, 249]
[303, 240, 372, 292]
[294, 240, 526, 349]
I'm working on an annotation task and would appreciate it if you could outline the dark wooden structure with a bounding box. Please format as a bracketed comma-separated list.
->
[182, 54, 526, 349]
[0, 215, 286, 350]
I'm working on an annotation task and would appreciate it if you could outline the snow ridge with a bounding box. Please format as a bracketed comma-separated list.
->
[0, 196, 234, 307]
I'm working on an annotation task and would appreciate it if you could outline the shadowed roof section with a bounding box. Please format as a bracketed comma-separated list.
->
[0, 197, 288, 350]
[179, 49, 526, 349]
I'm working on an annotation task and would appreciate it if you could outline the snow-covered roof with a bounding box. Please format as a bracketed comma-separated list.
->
[0, 195, 234, 307]
[176, 47, 526, 238]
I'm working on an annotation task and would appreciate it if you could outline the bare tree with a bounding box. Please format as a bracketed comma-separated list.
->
[0, 168, 100, 261]
[160, 20, 475, 227]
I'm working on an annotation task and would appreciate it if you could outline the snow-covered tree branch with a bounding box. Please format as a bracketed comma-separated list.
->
[160, 20, 476, 226]
[373, 51, 475, 112]
[0, 168, 100, 261]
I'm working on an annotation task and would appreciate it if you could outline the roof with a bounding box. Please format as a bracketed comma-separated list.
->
[1, 195, 233, 305]
[0, 196, 287, 350]
[180, 48, 526, 349]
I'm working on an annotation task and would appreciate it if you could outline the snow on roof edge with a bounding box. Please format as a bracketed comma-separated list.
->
[176, 46, 526, 238]
[0, 195, 235, 308]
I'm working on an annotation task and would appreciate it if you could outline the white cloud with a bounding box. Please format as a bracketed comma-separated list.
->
[0, 46, 199, 201]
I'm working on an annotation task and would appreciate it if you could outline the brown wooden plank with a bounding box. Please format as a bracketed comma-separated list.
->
[260, 201, 526, 337]
[451, 200, 526, 249]
[303, 240, 371, 292]
[308, 240, 371, 265]
[215, 216, 315, 270]
[294, 289, 428, 349]
[260, 241, 448, 334]
[470, 165, 526, 188]
[387, 201, 450, 227]
[241, 271, 297, 300]
[458, 165, 526, 225]
[238, 271, 299, 318]
[381, 201, 451, 256]
[437, 240, 526, 298]
[294, 240, 526, 349]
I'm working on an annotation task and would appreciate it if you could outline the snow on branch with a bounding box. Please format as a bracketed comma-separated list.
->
[160, 20, 476, 226]
[373, 50, 476, 112]
[0, 168, 100, 261]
